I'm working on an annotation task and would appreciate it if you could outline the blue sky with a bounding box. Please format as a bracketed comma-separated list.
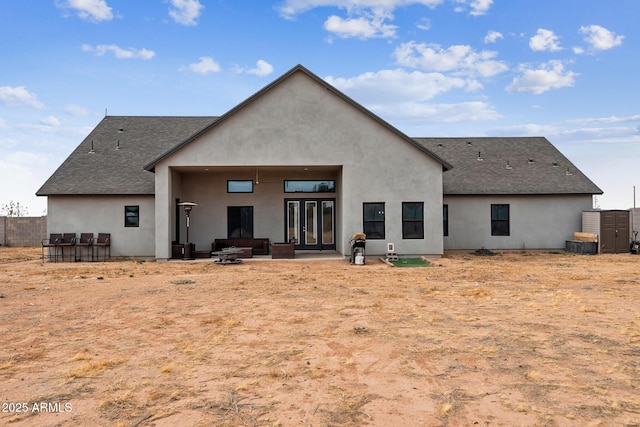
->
[1, 0, 638, 215]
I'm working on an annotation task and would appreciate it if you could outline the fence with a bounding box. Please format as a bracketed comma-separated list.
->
[0, 216, 47, 247]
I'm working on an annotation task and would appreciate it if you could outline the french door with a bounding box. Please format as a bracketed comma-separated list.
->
[285, 198, 336, 250]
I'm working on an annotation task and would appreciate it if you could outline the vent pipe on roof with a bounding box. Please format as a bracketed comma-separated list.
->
[566, 167, 572, 176]
[506, 161, 512, 170]
[528, 158, 535, 164]
[477, 151, 483, 161]
[89, 140, 95, 154]
[116, 139, 120, 150]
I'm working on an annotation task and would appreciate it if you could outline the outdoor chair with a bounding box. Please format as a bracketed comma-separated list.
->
[93, 233, 111, 261]
[41, 233, 62, 263]
[58, 233, 77, 262]
[75, 233, 94, 262]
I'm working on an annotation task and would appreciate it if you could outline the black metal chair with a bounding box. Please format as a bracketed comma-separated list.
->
[93, 233, 111, 261]
[41, 233, 62, 263]
[58, 233, 77, 262]
[75, 233, 93, 261]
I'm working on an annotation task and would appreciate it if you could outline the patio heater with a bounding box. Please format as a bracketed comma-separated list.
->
[178, 202, 197, 260]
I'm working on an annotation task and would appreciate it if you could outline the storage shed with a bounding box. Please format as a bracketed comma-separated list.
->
[582, 210, 631, 254]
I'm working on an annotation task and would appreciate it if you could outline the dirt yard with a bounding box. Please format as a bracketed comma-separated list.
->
[1, 247, 640, 427]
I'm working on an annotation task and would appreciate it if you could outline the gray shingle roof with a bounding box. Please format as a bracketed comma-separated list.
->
[415, 137, 603, 195]
[36, 116, 217, 196]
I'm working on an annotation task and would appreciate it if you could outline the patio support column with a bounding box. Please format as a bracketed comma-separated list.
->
[154, 164, 172, 260]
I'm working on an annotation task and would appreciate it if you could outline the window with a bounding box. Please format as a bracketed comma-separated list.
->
[284, 180, 335, 193]
[228, 206, 253, 238]
[443, 204, 449, 237]
[227, 180, 253, 193]
[363, 203, 385, 239]
[125, 205, 139, 227]
[491, 204, 510, 236]
[402, 202, 424, 239]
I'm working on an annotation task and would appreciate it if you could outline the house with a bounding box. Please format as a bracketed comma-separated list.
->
[36, 65, 602, 259]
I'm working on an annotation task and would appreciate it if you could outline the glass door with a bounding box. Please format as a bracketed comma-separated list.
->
[286, 201, 300, 244]
[285, 198, 335, 250]
[322, 200, 334, 247]
[304, 201, 318, 245]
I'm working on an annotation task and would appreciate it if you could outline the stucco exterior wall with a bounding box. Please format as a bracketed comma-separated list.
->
[48, 195, 155, 257]
[444, 194, 593, 250]
[154, 71, 444, 259]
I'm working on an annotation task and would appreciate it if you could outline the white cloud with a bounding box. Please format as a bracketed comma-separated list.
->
[579, 25, 624, 51]
[324, 14, 397, 38]
[469, 0, 493, 16]
[56, 0, 113, 22]
[0, 152, 51, 215]
[564, 115, 640, 125]
[64, 104, 90, 116]
[40, 116, 61, 127]
[6, 152, 49, 169]
[168, 0, 204, 26]
[506, 60, 578, 95]
[393, 41, 508, 78]
[187, 56, 221, 74]
[278, 1, 491, 39]
[237, 60, 274, 77]
[452, 0, 493, 16]
[488, 120, 640, 147]
[278, 1, 464, 40]
[416, 17, 430, 31]
[529, 29, 562, 52]
[0, 86, 45, 109]
[483, 30, 503, 44]
[81, 44, 155, 60]
[375, 100, 501, 124]
[325, 68, 500, 125]
[325, 68, 469, 104]
[278, 1, 445, 19]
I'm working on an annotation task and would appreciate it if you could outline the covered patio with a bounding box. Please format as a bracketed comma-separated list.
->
[165, 165, 344, 260]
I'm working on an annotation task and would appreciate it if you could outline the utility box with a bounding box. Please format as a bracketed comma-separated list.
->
[582, 210, 630, 254]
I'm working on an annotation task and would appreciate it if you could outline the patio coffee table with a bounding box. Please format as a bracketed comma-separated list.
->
[211, 247, 243, 265]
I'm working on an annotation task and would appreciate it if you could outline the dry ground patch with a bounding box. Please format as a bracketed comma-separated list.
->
[1, 247, 640, 426]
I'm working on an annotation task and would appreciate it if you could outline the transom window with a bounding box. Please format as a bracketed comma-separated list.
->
[284, 180, 335, 193]
[227, 180, 253, 193]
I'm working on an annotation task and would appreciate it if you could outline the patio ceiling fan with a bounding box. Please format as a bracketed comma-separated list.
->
[254, 168, 278, 185]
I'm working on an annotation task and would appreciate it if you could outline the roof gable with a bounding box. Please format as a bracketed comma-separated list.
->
[415, 137, 603, 195]
[144, 64, 452, 171]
